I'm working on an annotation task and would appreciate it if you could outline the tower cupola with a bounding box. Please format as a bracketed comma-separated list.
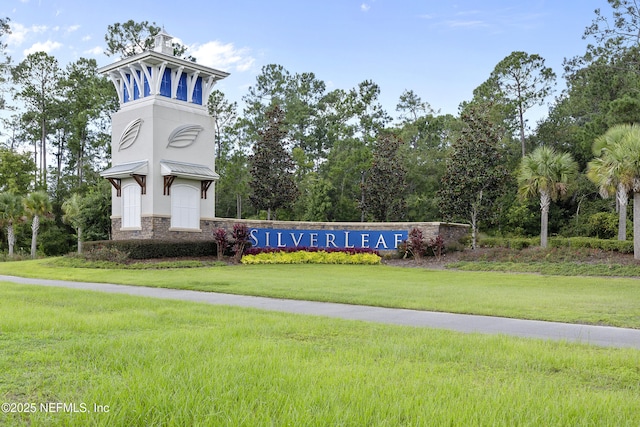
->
[154, 28, 174, 55]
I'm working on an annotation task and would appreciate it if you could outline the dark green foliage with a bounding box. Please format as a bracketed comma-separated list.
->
[606, 95, 640, 126]
[479, 236, 634, 253]
[499, 197, 541, 237]
[79, 244, 130, 264]
[300, 174, 333, 221]
[479, 237, 539, 250]
[39, 223, 74, 256]
[83, 240, 216, 260]
[248, 104, 298, 220]
[439, 104, 510, 247]
[77, 181, 112, 242]
[0, 149, 35, 194]
[550, 237, 633, 253]
[361, 133, 407, 221]
[397, 114, 459, 221]
[586, 212, 620, 239]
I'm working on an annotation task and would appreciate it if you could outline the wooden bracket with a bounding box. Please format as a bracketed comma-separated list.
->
[132, 174, 146, 195]
[106, 178, 122, 197]
[201, 180, 213, 199]
[164, 175, 176, 195]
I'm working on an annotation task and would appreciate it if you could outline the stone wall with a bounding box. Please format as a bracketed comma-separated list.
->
[110, 216, 469, 247]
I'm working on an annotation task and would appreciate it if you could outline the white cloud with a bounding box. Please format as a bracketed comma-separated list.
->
[5, 23, 49, 47]
[361, 3, 370, 12]
[83, 46, 103, 56]
[190, 40, 255, 72]
[6, 23, 28, 46]
[23, 40, 63, 55]
[81, 35, 91, 42]
[66, 25, 81, 34]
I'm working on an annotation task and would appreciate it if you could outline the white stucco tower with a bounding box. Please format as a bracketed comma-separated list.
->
[99, 30, 229, 240]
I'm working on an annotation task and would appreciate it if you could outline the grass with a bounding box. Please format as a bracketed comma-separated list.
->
[1, 283, 639, 426]
[0, 258, 639, 328]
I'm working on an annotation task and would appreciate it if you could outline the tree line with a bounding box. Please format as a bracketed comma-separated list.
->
[1, 1, 640, 257]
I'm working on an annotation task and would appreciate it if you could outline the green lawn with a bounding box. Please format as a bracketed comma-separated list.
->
[1, 283, 639, 426]
[1, 259, 639, 328]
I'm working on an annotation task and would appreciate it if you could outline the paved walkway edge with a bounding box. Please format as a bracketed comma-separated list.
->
[1, 275, 639, 349]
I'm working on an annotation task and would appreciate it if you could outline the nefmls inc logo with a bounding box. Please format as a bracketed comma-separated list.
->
[249, 228, 408, 250]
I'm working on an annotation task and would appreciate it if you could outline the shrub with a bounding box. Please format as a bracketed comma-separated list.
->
[586, 212, 619, 239]
[83, 240, 215, 259]
[548, 237, 633, 253]
[241, 250, 381, 265]
[213, 228, 229, 261]
[245, 247, 380, 256]
[405, 228, 426, 260]
[231, 224, 251, 262]
[479, 237, 539, 250]
[479, 236, 633, 254]
[82, 245, 130, 264]
[428, 235, 445, 260]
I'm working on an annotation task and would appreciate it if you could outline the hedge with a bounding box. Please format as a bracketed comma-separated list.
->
[479, 236, 633, 253]
[83, 240, 216, 259]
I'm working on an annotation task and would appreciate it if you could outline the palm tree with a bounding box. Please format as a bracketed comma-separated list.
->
[587, 125, 636, 241]
[600, 124, 640, 259]
[517, 146, 578, 248]
[62, 193, 84, 254]
[0, 193, 24, 257]
[23, 191, 51, 259]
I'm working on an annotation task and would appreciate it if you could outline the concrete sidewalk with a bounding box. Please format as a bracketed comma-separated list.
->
[2, 274, 639, 349]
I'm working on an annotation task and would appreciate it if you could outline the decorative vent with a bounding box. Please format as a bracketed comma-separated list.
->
[167, 125, 203, 149]
[118, 118, 143, 151]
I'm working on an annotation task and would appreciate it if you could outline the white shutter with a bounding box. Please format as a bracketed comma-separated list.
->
[171, 185, 199, 229]
[122, 184, 141, 228]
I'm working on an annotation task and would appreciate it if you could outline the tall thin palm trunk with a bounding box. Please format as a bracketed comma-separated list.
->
[77, 226, 83, 254]
[540, 190, 551, 248]
[31, 214, 40, 259]
[617, 184, 628, 241]
[634, 192, 640, 260]
[7, 223, 15, 257]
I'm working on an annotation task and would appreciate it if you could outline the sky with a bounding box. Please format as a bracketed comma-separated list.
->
[1, 0, 608, 125]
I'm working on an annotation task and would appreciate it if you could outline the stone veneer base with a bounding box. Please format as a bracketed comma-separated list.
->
[110, 217, 469, 246]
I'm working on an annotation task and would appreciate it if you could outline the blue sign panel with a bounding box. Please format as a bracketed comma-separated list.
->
[249, 228, 408, 250]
